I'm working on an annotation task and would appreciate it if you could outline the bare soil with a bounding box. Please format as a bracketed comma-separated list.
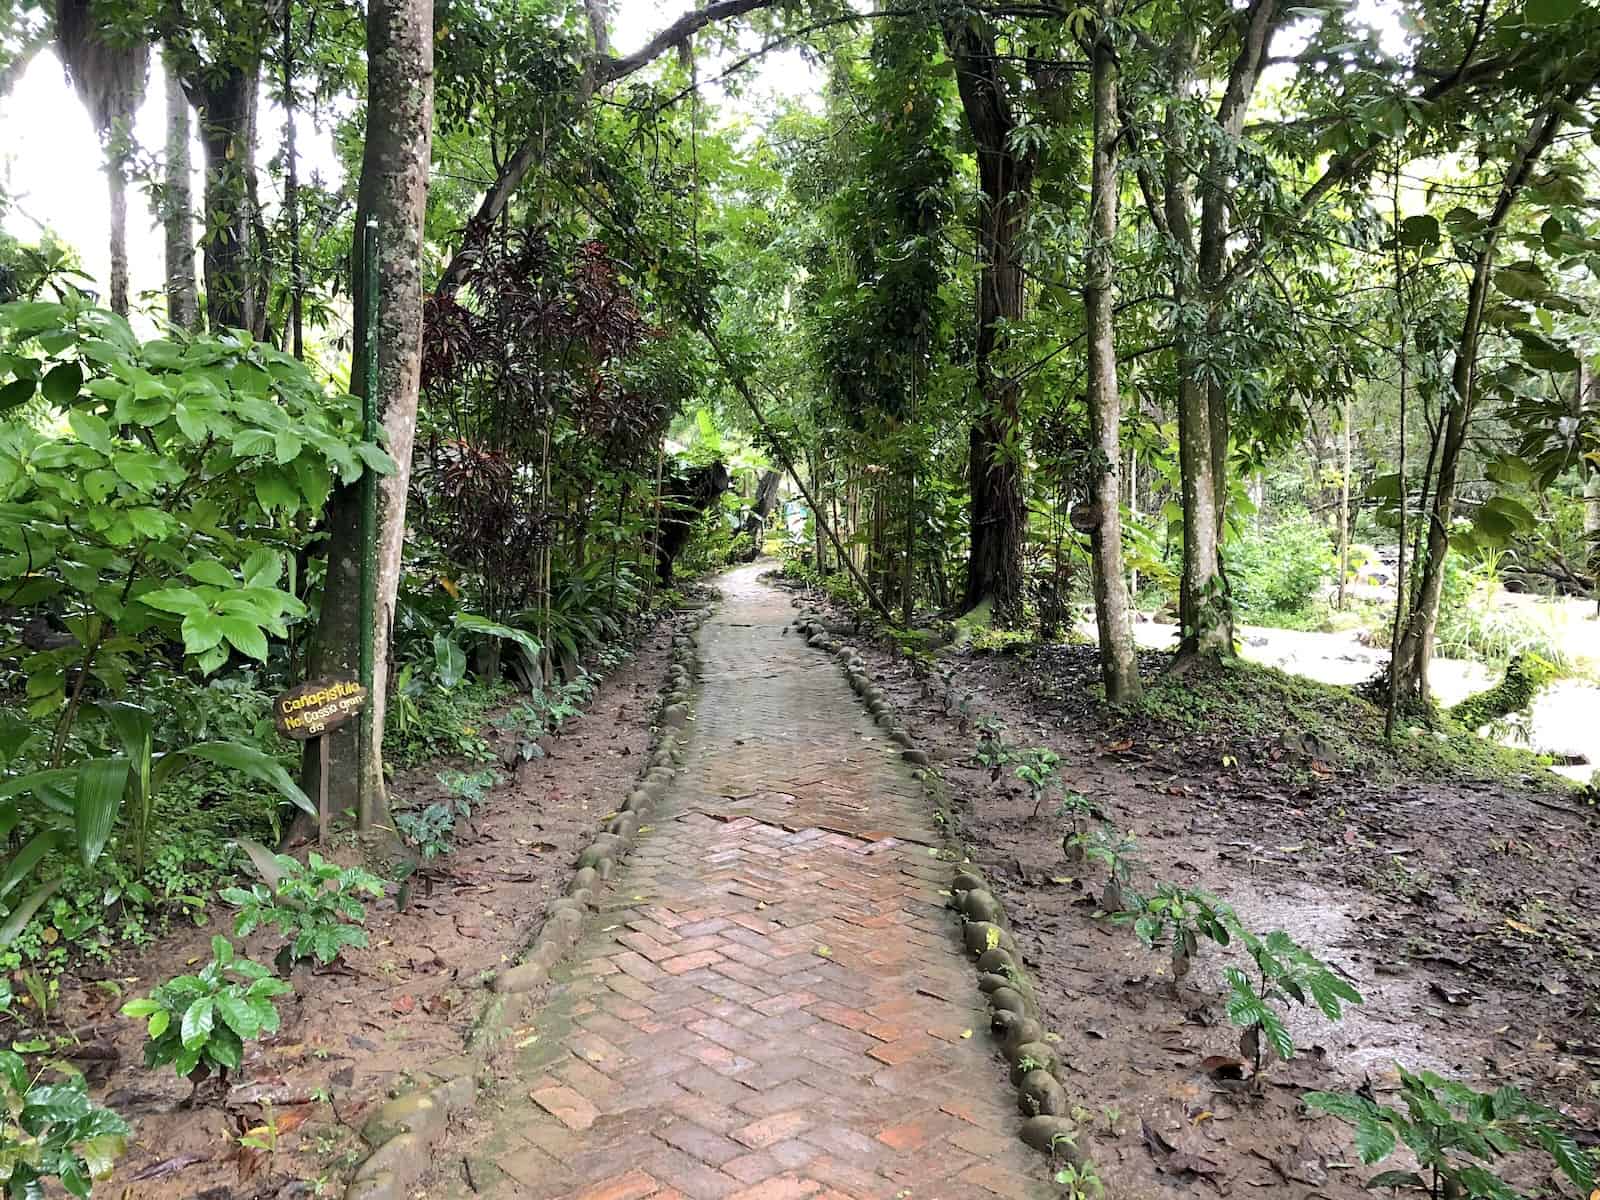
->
[792, 589, 1600, 1199]
[29, 606, 697, 1200]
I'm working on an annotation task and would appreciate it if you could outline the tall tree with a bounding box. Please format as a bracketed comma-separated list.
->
[55, 0, 148, 316]
[303, 0, 434, 833]
[156, 0, 279, 335]
[160, 50, 199, 330]
[941, 6, 1037, 622]
[1082, 0, 1141, 702]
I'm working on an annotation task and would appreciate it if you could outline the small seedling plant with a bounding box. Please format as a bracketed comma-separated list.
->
[1225, 928, 1362, 1078]
[974, 717, 1012, 779]
[1011, 747, 1063, 818]
[220, 852, 385, 971]
[395, 803, 457, 864]
[437, 767, 497, 818]
[1065, 824, 1138, 913]
[1126, 884, 1234, 981]
[1048, 1131, 1104, 1199]
[121, 936, 292, 1092]
[1305, 1067, 1596, 1200]
[0, 982, 128, 1198]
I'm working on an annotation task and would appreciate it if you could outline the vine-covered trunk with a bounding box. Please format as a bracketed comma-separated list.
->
[192, 66, 263, 334]
[944, 10, 1033, 624]
[303, 0, 435, 834]
[161, 54, 199, 330]
[1083, 1, 1141, 702]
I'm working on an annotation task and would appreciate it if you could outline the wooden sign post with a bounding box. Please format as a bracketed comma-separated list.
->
[274, 677, 369, 844]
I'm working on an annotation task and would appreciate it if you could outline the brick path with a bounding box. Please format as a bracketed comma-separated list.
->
[437, 565, 1054, 1200]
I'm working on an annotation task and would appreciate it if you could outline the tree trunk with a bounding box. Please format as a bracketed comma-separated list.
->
[1338, 396, 1352, 609]
[107, 157, 129, 315]
[190, 66, 261, 333]
[944, 11, 1033, 624]
[161, 53, 199, 330]
[1083, 0, 1141, 702]
[1391, 88, 1583, 707]
[303, 0, 434, 834]
[1583, 364, 1600, 611]
[1162, 46, 1230, 660]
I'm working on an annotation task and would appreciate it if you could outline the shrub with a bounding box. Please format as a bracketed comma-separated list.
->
[1229, 509, 1333, 618]
[122, 937, 292, 1085]
[219, 852, 384, 969]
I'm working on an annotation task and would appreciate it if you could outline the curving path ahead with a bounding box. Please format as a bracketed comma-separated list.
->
[437, 565, 1053, 1200]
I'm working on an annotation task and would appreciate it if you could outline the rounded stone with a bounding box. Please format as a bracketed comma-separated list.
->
[661, 704, 691, 729]
[1017, 1069, 1067, 1117]
[987, 986, 1027, 1016]
[570, 867, 600, 894]
[962, 921, 1006, 955]
[1007, 1042, 1059, 1085]
[608, 813, 639, 839]
[952, 870, 986, 894]
[887, 729, 913, 749]
[997, 1014, 1044, 1050]
[594, 856, 615, 880]
[976, 972, 1011, 994]
[976, 947, 1015, 974]
[960, 889, 1004, 924]
[1019, 1115, 1085, 1160]
[566, 887, 594, 909]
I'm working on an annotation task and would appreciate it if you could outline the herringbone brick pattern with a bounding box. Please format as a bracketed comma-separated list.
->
[436, 566, 1053, 1200]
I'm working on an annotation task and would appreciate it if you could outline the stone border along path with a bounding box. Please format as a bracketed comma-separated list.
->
[430, 564, 1057, 1200]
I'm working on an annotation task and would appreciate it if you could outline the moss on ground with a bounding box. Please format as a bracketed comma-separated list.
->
[1131, 656, 1574, 794]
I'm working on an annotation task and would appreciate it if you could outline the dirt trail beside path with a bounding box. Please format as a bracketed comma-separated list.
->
[433, 566, 1054, 1200]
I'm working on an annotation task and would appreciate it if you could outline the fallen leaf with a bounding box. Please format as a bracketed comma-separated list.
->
[393, 995, 416, 1015]
[1504, 918, 1540, 937]
[815, 945, 832, 958]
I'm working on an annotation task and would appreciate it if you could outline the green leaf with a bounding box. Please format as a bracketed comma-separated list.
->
[0, 878, 61, 946]
[67, 406, 110, 451]
[184, 744, 315, 817]
[214, 992, 261, 1039]
[139, 587, 208, 618]
[218, 616, 269, 661]
[1525, 0, 1578, 22]
[1396, 215, 1438, 247]
[147, 1009, 170, 1039]
[120, 998, 161, 1019]
[180, 996, 214, 1049]
[0, 378, 35, 412]
[0, 829, 62, 902]
[74, 757, 130, 867]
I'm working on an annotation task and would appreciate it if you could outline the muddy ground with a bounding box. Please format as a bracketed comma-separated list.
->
[31, 603, 701, 1200]
[784, 581, 1600, 1199]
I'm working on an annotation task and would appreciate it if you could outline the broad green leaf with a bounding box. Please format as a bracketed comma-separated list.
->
[0, 878, 61, 945]
[180, 996, 214, 1049]
[75, 757, 130, 867]
[184, 744, 315, 817]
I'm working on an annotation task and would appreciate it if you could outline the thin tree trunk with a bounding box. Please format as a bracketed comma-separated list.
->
[1392, 84, 1587, 706]
[1084, 0, 1141, 702]
[161, 52, 199, 330]
[107, 159, 129, 315]
[1338, 395, 1352, 610]
[282, 0, 303, 358]
[303, 0, 434, 834]
[1583, 363, 1600, 612]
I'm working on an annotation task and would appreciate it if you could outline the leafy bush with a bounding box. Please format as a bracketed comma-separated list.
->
[1436, 556, 1571, 668]
[0, 981, 128, 1198]
[220, 852, 384, 968]
[1228, 508, 1333, 619]
[122, 937, 291, 1085]
[395, 803, 457, 863]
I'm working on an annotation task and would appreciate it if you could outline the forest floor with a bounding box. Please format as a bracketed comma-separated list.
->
[47, 604, 700, 1200]
[805, 590, 1599, 1198]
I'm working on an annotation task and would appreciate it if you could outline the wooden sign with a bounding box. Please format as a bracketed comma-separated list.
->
[274, 677, 367, 741]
